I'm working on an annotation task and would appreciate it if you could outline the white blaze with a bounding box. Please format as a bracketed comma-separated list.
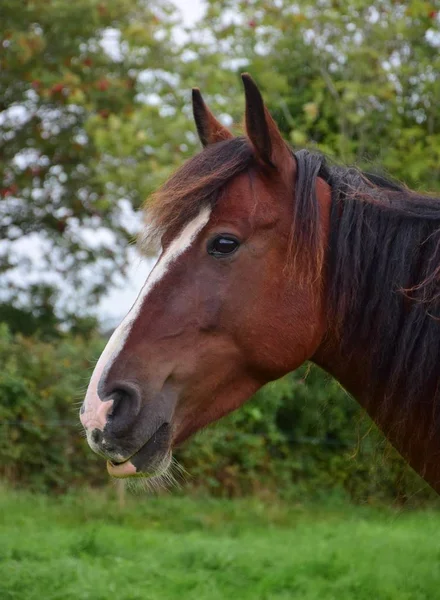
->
[80, 207, 212, 431]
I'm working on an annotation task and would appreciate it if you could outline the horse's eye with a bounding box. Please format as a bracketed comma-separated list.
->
[208, 235, 240, 257]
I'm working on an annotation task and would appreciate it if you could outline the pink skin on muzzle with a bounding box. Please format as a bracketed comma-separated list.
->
[106, 460, 137, 477]
[80, 356, 114, 431]
[80, 332, 136, 475]
[80, 348, 138, 476]
[80, 399, 113, 431]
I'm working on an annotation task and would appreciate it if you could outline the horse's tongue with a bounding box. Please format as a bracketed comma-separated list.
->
[107, 460, 137, 478]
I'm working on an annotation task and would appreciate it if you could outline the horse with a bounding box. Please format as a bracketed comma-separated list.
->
[80, 74, 440, 494]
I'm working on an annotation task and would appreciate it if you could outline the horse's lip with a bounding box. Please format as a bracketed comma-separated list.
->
[107, 431, 158, 466]
[108, 457, 128, 466]
[107, 422, 170, 477]
[107, 459, 137, 477]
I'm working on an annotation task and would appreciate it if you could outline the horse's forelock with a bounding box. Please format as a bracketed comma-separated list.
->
[141, 137, 253, 252]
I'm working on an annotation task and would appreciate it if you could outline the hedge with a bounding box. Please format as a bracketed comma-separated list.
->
[0, 323, 437, 504]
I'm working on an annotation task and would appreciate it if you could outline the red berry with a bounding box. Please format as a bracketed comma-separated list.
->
[1, 184, 18, 197]
[51, 83, 64, 94]
[96, 79, 110, 91]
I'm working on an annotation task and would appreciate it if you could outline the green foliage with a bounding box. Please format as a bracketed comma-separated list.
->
[0, 284, 61, 338]
[0, 324, 106, 490]
[0, 324, 435, 503]
[0, 0, 180, 311]
[0, 284, 100, 338]
[177, 366, 436, 503]
[193, 0, 440, 189]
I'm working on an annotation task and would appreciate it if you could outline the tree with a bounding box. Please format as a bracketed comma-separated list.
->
[0, 0, 180, 317]
[185, 0, 440, 188]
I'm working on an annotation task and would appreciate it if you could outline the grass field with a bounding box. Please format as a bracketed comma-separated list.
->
[1, 486, 439, 600]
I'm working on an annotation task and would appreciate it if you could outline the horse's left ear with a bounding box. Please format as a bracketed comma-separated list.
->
[241, 73, 292, 172]
[192, 88, 234, 147]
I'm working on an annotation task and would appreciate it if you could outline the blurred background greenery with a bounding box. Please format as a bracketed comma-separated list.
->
[1, 0, 440, 503]
[2, 2, 440, 598]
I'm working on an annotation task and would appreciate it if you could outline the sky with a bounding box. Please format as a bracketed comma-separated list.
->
[98, 0, 206, 326]
[174, 0, 205, 26]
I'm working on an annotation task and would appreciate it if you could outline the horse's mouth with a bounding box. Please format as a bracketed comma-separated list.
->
[106, 422, 171, 478]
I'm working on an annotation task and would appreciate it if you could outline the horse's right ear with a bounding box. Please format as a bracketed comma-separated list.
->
[242, 73, 293, 173]
[192, 88, 233, 147]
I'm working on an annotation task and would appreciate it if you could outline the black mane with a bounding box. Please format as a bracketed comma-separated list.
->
[294, 149, 440, 427]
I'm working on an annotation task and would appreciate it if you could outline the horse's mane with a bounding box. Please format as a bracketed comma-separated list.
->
[145, 137, 440, 427]
[296, 149, 440, 431]
[325, 158, 440, 427]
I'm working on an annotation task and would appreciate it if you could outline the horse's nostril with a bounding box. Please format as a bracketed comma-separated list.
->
[91, 429, 102, 445]
[107, 388, 131, 419]
[105, 384, 142, 434]
[107, 390, 122, 418]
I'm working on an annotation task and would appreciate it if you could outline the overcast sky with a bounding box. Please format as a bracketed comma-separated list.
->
[99, 0, 206, 325]
[175, 0, 205, 26]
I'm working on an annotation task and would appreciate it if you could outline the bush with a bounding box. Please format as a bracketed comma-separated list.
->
[0, 323, 436, 504]
[176, 367, 437, 505]
[0, 323, 107, 491]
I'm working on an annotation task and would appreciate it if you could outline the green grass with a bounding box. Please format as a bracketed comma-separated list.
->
[1, 486, 439, 600]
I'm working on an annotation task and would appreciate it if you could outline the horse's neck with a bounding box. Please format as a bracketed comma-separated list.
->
[313, 340, 440, 493]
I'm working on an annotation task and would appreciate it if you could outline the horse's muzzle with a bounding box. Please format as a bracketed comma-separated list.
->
[80, 378, 176, 478]
[106, 422, 172, 478]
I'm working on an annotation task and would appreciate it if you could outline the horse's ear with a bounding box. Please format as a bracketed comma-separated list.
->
[192, 88, 233, 147]
[241, 73, 292, 171]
